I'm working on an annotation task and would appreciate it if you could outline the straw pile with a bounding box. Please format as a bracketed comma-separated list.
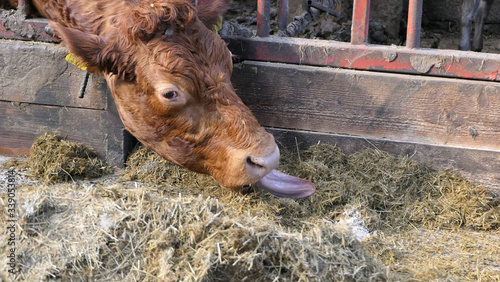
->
[0, 174, 387, 281]
[1, 138, 499, 281]
[120, 143, 500, 280]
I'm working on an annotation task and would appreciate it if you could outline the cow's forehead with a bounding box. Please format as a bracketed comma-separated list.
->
[142, 33, 232, 95]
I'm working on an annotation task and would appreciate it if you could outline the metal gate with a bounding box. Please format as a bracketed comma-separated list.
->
[225, 0, 500, 81]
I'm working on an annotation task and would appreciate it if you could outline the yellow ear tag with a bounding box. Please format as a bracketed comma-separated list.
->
[212, 16, 223, 34]
[65, 53, 88, 71]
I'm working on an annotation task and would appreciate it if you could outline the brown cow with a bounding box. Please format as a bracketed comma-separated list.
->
[8, 0, 314, 198]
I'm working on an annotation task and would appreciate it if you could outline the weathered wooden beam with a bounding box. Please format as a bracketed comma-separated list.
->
[232, 61, 500, 152]
[0, 99, 126, 166]
[0, 40, 106, 109]
[0, 40, 127, 166]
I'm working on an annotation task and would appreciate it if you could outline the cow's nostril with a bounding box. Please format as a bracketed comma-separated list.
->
[246, 156, 266, 169]
[243, 145, 280, 183]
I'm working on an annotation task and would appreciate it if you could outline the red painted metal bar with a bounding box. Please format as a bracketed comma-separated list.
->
[257, 0, 270, 37]
[406, 0, 423, 48]
[351, 0, 370, 45]
[277, 0, 289, 31]
[225, 36, 500, 82]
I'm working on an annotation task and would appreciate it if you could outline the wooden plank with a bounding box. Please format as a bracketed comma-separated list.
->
[0, 95, 126, 166]
[224, 36, 500, 81]
[0, 40, 129, 166]
[0, 40, 106, 110]
[269, 128, 500, 195]
[232, 61, 500, 152]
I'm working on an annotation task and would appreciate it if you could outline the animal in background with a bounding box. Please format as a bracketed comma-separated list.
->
[459, 0, 495, 51]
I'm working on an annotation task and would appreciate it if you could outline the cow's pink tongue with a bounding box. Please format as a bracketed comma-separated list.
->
[255, 170, 315, 198]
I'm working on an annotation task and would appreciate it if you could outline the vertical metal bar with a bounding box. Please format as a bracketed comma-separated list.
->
[257, 0, 271, 37]
[351, 0, 370, 45]
[406, 0, 423, 48]
[278, 0, 289, 31]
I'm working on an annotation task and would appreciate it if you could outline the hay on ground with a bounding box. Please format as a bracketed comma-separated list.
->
[1, 181, 388, 281]
[1, 139, 499, 281]
[276, 144, 500, 232]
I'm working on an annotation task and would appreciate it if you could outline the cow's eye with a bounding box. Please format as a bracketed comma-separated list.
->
[162, 90, 178, 100]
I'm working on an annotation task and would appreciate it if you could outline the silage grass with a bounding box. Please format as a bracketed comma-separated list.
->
[1, 175, 388, 281]
[0, 133, 114, 183]
[124, 143, 500, 232]
[1, 136, 500, 281]
[121, 143, 500, 280]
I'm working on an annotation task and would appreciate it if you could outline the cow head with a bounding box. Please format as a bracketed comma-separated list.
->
[49, 0, 315, 197]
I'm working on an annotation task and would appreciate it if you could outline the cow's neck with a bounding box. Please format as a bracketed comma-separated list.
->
[33, 0, 140, 36]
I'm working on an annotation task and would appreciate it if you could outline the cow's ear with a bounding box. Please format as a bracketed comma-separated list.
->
[126, 0, 195, 41]
[196, 0, 232, 29]
[49, 22, 106, 69]
[49, 22, 135, 80]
